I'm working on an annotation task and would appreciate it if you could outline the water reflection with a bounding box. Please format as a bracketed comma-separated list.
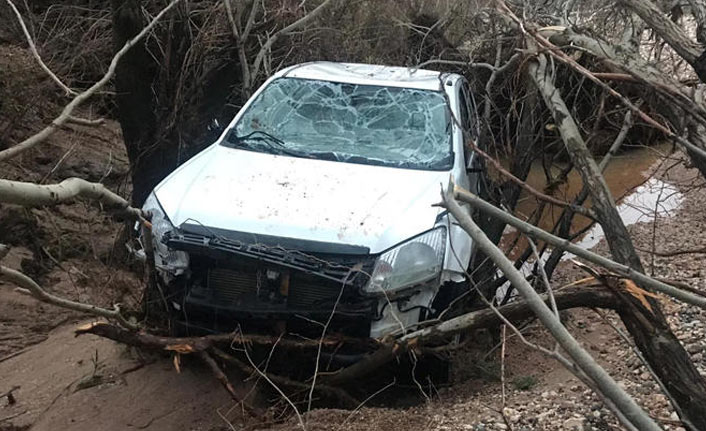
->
[572, 178, 683, 253]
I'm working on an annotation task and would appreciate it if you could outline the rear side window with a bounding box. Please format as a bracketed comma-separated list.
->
[458, 81, 476, 137]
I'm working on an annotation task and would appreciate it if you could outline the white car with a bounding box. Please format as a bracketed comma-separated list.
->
[139, 62, 482, 339]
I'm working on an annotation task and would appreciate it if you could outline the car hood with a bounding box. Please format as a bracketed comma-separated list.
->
[155, 145, 448, 254]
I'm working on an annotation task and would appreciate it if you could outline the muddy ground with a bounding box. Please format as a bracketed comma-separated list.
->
[2, 46, 705, 431]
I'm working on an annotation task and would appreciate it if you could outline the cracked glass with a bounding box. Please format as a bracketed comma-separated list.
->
[228, 77, 453, 170]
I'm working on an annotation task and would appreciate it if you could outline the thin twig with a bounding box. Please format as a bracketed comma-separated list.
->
[240, 334, 306, 430]
[4, 0, 76, 96]
[0, 0, 183, 162]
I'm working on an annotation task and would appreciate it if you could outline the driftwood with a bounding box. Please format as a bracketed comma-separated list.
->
[74, 321, 378, 353]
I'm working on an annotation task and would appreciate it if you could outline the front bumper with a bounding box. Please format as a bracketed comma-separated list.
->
[164, 229, 379, 337]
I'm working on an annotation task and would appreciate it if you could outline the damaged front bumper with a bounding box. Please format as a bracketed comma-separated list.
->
[162, 226, 379, 337]
[138, 224, 443, 339]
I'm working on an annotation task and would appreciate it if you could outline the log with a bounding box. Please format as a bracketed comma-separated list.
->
[529, 53, 706, 431]
[324, 285, 618, 385]
[74, 321, 377, 352]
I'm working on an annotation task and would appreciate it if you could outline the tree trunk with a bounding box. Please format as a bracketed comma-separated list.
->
[619, 0, 706, 82]
[530, 54, 706, 431]
[111, 0, 179, 205]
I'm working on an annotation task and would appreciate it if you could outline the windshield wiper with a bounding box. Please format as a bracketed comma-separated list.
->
[224, 130, 305, 157]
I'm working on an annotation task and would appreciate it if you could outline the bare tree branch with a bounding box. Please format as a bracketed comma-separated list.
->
[249, 0, 340, 87]
[66, 116, 106, 126]
[500, 10, 706, 175]
[4, 0, 76, 96]
[468, 140, 597, 219]
[0, 0, 183, 162]
[618, 0, 706, 80]
[0, 178, 142, 220]
[197, 350, 261, 416]
[453, 184, 706, 308]
[0, 264, 137, 330]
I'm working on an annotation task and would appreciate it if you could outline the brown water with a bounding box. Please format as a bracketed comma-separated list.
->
[501, 144, 681, 258]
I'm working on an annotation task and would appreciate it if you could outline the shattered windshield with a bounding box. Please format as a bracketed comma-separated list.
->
[226, 77, 453, 170]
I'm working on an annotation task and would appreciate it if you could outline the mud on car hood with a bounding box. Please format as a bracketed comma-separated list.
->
[155, 145, 448, 254]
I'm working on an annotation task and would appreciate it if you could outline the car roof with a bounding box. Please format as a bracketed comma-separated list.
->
[274, 61, 461, 91]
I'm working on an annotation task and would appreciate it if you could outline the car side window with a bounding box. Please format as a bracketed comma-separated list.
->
[458, 81, 476, 165]
[458, 86, 471, 134]
[460, 81, 477, 138]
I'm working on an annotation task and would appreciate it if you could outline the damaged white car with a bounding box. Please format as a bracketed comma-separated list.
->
[138, 62, 482, 340]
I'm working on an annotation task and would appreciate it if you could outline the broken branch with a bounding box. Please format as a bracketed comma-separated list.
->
[0, 266, 137, 330]
[440, 180, 661, 431]
[197, 350, 261, 416]
[74, 321, 375, 353]
[0, 0, 183, 162]
[4, 0, 76, 96]
[453, 184, 706, 309]
[0, 178, 142, 220]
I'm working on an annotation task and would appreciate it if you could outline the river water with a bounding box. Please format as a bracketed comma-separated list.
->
[496, 144, 682, 297]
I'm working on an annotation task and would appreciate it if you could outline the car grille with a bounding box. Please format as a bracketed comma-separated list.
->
[207, 266, 347, 309]
[167, 230, 370, 285]
[208, 268, 259, 302]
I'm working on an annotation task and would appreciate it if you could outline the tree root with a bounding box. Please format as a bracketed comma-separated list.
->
[197, 351, 262, 416]
[210, 347, 360, 409]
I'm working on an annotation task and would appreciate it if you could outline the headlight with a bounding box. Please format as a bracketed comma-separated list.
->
[142, 192, 189, 275]
[363, 227, 446, 295]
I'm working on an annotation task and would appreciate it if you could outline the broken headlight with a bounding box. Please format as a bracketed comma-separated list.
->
[363, 227, 446, 295]
[141, 192, 189, 276]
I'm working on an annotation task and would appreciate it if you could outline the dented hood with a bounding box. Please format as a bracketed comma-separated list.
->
[155, 145, 448, 254]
